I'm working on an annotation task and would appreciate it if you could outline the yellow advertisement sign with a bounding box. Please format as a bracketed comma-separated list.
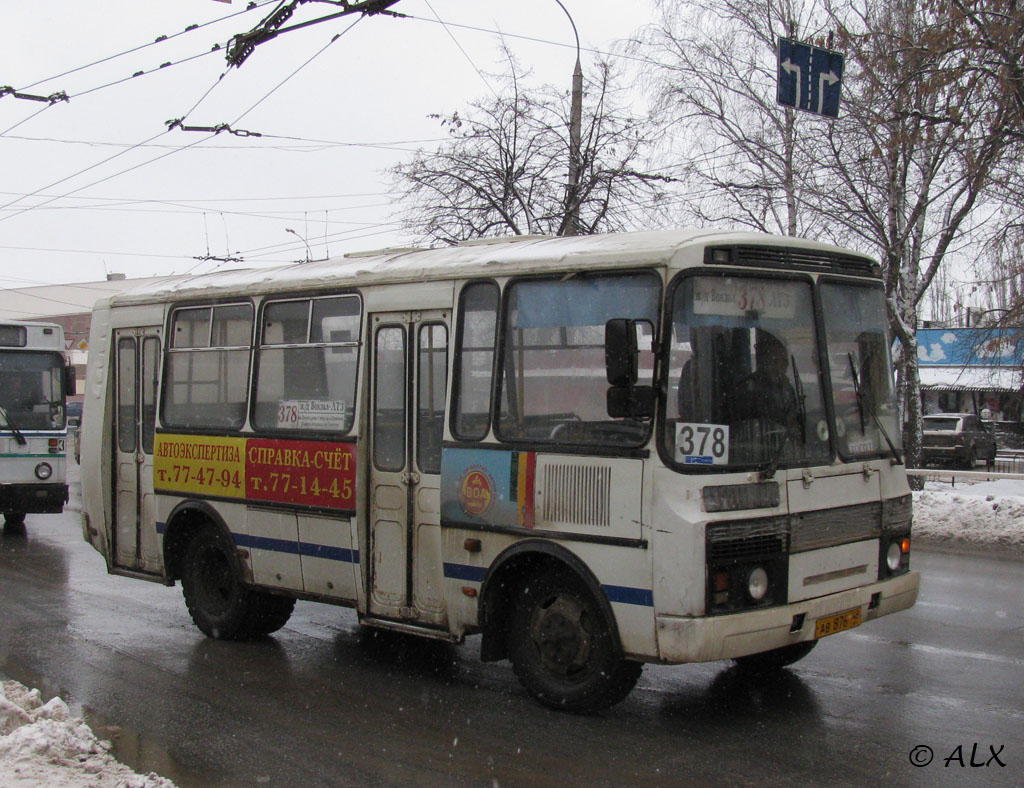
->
[154, 434, 247, 499]
[153, 433, 358, 511]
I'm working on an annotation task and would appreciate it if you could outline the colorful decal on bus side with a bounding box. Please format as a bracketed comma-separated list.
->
[154, 434, 356, 510]
[441, 447, 536, 528]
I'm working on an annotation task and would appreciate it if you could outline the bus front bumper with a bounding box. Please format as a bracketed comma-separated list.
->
[654, 570, 920, 664]
[0, 483, 69, 514]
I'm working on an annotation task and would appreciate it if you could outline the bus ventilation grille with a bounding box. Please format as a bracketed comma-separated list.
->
[540, 463, 612, 527]
[706, 246, 879, 278]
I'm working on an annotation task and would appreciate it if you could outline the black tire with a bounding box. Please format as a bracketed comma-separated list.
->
[734, 640, 818, 672]
[248, 592, 296, 636]
[3, 511, 25, 526]
[507, 569, 642, 713]
[961, 446, 977, 470]
[181, 527, 258, 640]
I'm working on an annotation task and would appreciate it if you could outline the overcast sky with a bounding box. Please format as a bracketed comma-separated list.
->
[0, 1, 654, 296]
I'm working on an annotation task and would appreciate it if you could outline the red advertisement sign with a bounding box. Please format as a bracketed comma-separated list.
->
[245, 438, 356, 510]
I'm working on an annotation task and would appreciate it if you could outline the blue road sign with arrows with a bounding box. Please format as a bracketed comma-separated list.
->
[777, 38, 844, 118]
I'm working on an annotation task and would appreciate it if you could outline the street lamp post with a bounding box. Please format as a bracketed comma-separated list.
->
[285, 227, 312, 263]
[553, 0, 583, 237]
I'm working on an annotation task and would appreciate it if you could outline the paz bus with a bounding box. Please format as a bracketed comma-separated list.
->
[0, 320, 75, 528]
[80, 229, 919, 711]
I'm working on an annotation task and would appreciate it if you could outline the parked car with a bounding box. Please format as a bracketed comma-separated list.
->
[921, 413, 997, 469]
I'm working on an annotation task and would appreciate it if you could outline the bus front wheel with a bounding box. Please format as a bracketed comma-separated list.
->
[181, 527, 257, 640]
[508, 569, 641, 713]
[3, 511, 25, 527]
[734, 639, 818, 671]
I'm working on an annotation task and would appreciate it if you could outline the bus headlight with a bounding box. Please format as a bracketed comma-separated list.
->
[747, 566, 770, 601]
[886, 541, 902, 572]
[35, 462, 53, 480]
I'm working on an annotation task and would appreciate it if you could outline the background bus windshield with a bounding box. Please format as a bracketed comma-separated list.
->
[0, 351, 67, 430]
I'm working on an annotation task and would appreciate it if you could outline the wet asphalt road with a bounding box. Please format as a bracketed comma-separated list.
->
[1, 484, 1022, 788]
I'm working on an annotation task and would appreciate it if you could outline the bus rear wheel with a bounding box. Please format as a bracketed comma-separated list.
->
[508, 569, 641, 713]
[734, 640, 818, 672]
[248, 593, 296, 636]
[181, 527, 259, 640]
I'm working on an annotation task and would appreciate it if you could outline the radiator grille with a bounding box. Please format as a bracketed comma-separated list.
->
[790, 502, 882, 552]
[883, 494, 913, 532]
[707, 517, 789, 561]
[541, 464, 612, 527]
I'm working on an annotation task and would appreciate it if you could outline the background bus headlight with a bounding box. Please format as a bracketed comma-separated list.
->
[35, 462, 53, 480]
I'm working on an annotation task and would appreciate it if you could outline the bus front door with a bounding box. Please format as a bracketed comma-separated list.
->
[113, 328, 162, 575]
[368, 311, 449, 627]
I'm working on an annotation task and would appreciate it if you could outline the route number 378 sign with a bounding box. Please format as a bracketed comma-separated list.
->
[676, 423, 730, 465]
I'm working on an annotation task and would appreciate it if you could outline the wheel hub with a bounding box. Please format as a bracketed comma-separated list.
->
[531, 596, 592, 676]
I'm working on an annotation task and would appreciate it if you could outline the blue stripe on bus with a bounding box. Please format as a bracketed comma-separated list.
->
[443, 563, 653, 607]
[601, 584, 654, 607]
[0, 454, 60, 459]
[153, 522, 358, 564]
[443, 562, 487, 582]
[297, 542, 358, 564]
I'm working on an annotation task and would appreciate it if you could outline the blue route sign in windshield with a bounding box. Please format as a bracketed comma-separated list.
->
[777, 38, 844, 118]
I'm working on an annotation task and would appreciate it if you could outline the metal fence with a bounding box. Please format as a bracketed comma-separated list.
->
[907, 450, 1024, 486]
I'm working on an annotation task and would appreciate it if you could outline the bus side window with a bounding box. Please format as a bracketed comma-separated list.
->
[452, 281, 499, 441]
[253, 295, 360, 433]
[374, 326, 406, 471]
[163, 304, 253, 430]
[417, 323, 448, 474]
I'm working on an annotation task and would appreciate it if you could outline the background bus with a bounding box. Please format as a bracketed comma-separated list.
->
[0, 320, 75, 529]
[80, 229, 919, 711]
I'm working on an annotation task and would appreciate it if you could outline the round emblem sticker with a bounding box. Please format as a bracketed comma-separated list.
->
[460, 469, 493, 516]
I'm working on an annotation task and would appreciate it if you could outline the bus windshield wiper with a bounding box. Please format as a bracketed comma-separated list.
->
[848, 353, 867, 434]
[760, 357, 805, 480]
[790, 354, 807, 443]
[0, 405, 27, 445]
[847, 353, 903, 464]
[758, 425, 793, 480]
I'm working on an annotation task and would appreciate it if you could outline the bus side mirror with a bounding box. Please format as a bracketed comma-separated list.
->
[65, 365, 77, 396]
[605, 319, 638, 386]
[605, 319, 654, 419]
[608, 385, 655, 419]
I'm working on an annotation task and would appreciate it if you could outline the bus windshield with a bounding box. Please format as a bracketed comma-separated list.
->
[0, 351, 68, 430]
[820, 281, 901, 459]
[663, 274, 829, 469]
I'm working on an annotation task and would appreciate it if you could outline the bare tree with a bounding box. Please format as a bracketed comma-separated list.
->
[813, 0, 1021, 468]
[635, 0, 1021, 471]
[389, 54, 671, 245]
[632, 0, 832, 236]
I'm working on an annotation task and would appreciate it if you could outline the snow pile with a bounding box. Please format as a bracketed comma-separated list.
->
[913, 478, 1024, 551]
[0, 680, 177, 788]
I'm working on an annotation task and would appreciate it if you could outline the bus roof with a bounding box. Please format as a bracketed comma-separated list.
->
[93, 228, 871, 310]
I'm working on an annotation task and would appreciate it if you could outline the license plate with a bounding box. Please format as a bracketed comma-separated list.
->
[814, 607, 862, 638]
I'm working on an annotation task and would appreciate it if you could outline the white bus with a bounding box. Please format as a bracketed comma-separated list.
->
[81, 230, 919, 711]
[0, 320, 75, 529]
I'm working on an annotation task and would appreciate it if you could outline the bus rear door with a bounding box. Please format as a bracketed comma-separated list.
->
[368, 311, 449, 627]
[113, 327, 162, 575]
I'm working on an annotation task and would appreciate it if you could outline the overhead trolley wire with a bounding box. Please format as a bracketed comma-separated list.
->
[0, 65, 231, 222]
[12, 0, 278, 93]
[1, 12, 367, 253]
[0, 1, 277, 138]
